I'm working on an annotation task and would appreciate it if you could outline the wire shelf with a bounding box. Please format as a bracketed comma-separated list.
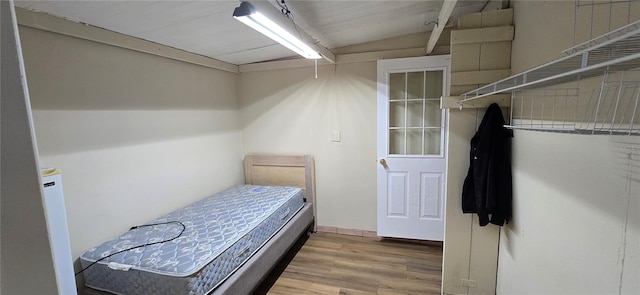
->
[506, 71, 640, 135]
[460, 20, 640, 103]
[457, 16, 640, 135]
[508, 88, 581, 132]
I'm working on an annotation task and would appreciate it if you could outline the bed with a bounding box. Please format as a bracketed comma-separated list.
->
[80, 154, 316, 295]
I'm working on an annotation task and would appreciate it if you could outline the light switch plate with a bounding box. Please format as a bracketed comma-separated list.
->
[330, 130, 341, 142]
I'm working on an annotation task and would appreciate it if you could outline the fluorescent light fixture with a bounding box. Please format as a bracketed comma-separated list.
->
[233, 1, 322, 59]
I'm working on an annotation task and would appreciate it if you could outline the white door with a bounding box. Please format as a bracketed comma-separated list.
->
[377, 55, 450, 241]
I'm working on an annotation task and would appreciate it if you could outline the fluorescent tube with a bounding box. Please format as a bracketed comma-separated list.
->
[233, 1, 322, 59]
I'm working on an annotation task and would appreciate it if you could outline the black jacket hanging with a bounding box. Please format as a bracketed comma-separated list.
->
[462, 103, 513, 226]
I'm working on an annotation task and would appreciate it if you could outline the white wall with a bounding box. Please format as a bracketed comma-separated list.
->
[18, 23, 244, 271]
[497, 1, 640, 294]
[239, 62, 378, 231]
[1, 1, 58, 293]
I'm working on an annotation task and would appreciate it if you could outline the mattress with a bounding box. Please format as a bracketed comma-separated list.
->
[80, 185, 305, 295]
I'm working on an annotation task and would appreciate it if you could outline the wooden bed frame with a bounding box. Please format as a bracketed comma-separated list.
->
[210, 154, 316, 294]
[84, 154, 316, 295]
[244, 154, 316, 232]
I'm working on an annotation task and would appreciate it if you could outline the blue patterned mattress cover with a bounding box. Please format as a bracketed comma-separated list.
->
[80, 185, 304, 282]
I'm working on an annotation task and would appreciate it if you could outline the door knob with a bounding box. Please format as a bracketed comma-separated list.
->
[379, 158, 387, 166]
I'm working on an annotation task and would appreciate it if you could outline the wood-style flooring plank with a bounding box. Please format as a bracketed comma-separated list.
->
[255, 232, 443, 294]
[83, 232, 443, 295]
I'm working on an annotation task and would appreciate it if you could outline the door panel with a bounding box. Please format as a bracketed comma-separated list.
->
[420, 173, 443, 219]
[377, 55, 450, 241]
[387, 173, 409, 217]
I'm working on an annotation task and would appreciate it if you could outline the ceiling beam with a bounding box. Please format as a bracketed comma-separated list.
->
[315, 44, 336, 64]
[426, 0, 457, 54]
[482, 0, 510, 12]
[238, 46, 451, 73]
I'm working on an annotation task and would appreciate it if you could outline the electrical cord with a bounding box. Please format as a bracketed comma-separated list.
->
[74, 221, 186, 276]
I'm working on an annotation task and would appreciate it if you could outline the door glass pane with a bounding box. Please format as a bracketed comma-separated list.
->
[388, 69, 444, 156]
[424, 100, 441, 127]
[407, 100, 424, 128]
[426, 71, 443, 99]
[389, 73, 405, 100]
[389, 101, 406, 128]
[407, 71, 424, 99]
[406, 129, 423, 155]
[389, 129, 405, 154]
[424, 129, 441, 154]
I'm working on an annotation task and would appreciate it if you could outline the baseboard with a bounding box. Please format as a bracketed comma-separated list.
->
[316, 226, 444, 246]
[316, 226, 377, 238]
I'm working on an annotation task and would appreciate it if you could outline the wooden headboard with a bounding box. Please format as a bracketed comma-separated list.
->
[244, 154, 316, 230]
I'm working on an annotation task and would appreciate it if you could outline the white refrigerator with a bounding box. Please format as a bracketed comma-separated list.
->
[42, 168, 78, 295]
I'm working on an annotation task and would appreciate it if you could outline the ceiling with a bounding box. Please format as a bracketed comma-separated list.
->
[15, 0, 491, 65]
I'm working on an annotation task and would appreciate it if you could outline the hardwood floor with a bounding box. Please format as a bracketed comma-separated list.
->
[81, 232, 443, 295]
[254, 232, 443, 295]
